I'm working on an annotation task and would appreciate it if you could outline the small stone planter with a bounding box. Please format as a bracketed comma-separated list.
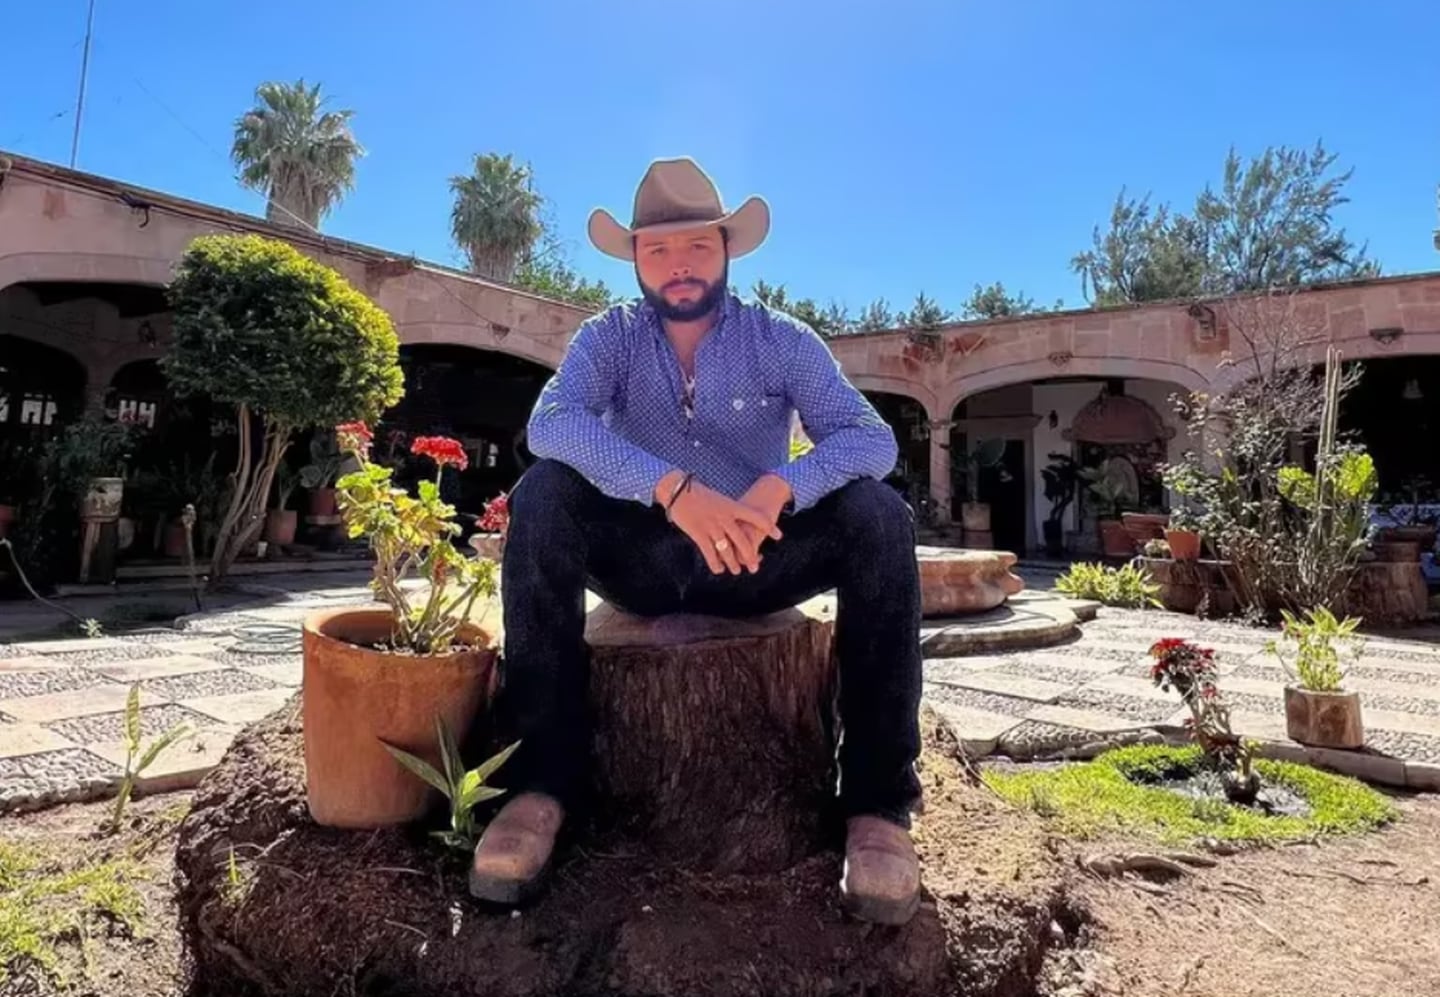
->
[1284, 686, 1364, 750]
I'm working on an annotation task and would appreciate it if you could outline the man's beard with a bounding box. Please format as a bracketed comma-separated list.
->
[638, 261, 729, 322]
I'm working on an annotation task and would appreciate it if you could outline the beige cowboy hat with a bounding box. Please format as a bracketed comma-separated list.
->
[587, 157, 770, 261]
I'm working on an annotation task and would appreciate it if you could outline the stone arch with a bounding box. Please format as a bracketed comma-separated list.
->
[396, 320, 565, 372]
[0, 252, 173, 294]
[849, 374, 941, 422]
[940, 357, 1210, 424]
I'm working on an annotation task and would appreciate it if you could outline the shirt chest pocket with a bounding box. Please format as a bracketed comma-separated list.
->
[713, 391, 786, 426]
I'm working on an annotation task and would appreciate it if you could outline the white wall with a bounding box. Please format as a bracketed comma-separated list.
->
[1027, 379, 1188, 547]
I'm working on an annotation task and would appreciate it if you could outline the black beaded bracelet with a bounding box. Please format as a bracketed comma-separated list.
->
[663, 472, 695, 519]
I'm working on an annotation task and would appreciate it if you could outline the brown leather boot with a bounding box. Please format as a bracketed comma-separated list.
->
[469, 792, 564, 905]
[839, 815, 921, 925]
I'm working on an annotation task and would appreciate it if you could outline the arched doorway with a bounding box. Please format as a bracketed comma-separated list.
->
[0, 335, 87, 440]
[385, 345, 553, 519]
[861, 390, 931, 516]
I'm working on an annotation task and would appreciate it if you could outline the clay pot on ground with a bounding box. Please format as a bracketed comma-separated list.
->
[1373, 540, 1421, 563]
[265, 509, 299, 546]
[1098, 519, 1133, 558]
[0, 504, 14, 541]
[1165, 528, 1202, 561]
[1284, 686, 1364, 750]
[960, 503, 993, 549]
[308, 487, 338, 518]
[1120, 512, 1167, 547]
[301, 608, 498, 828]
[163, 521, 190, 559]
[80, 477, 124, 521]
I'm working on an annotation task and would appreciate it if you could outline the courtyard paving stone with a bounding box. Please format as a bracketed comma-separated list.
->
[3, 571, 1440, 814]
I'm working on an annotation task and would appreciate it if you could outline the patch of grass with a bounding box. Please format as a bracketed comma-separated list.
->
[0, 840, 147, 987]
[984, 744, 1395, 846]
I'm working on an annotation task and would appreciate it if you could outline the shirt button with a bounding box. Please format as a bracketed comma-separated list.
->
[693, 440, 701, 448]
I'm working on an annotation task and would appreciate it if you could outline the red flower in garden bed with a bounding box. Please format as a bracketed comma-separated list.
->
[336, 421, 374, 450]
[476, 492, 509, 535]
[410, 436, 469, 470]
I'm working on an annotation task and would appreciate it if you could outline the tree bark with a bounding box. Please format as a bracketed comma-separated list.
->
[583, 595, 838, 874]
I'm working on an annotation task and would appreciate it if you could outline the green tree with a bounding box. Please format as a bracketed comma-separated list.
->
[231, 80, 362, 231]
[960, 281, 1052, 319]
[1073, 142, 1376, 306]
[164, 235, 404, 584]
[898, 291, 951, 330]
[450, 153, 544, 283]
[750, 280, 850, 336]
[855, 298, 895, 332]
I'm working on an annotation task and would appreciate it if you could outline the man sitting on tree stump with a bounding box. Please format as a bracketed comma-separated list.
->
[471, 158, 925, 925]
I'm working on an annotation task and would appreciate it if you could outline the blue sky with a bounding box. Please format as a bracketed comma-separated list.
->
[4, 0, 1437, 313]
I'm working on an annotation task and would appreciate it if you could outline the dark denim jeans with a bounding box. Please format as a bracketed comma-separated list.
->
[497, 459, 923, 826]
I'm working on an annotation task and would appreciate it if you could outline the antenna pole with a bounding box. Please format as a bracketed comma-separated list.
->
[69, 0, 97, 168]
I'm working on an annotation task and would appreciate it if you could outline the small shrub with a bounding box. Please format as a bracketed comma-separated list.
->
[1265, 606, 1364, 692]
[108, 684, 193, 831]
[1142, 538, 1171, 558]
[383, 717, 518, 851]
[1055, 561, 1161, 609]
[1149, 638, 1256, 800]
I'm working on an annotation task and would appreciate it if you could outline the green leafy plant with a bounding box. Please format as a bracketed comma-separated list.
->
[383, 717, 519, 850]
[1142, 538, 1171, 558]
[273, 461, 300, 511]
[1265, 606, 1364, 693]
[299, 432, 344, 491]
[164, 233, 404, 586]
[1041, 453, 1079, 526]
[1167, 504, 1199, 532]
[959, 439, 1008, 503]
[109, 684, 193, 831]
[335, 423, 498, 654]
[1080, 466, 1130, 519]
[1055, 561, 1161, 609]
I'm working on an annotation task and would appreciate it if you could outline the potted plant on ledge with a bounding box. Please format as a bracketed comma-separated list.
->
[300, 432, 345, 518]
[1266, 607, 1366, 750]
[1165, 505, 1202, 561]
[265, 462, 301, 546]
[958, 438, 1008, 548]
[302, 422, 502, 828]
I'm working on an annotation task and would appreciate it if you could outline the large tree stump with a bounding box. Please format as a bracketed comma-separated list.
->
[174, 703, 1073, 997]
[583, 595, 838, 873]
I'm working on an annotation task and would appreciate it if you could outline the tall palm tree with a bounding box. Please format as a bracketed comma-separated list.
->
[450, 153, 544, 282]
[231, 80, 363, 231]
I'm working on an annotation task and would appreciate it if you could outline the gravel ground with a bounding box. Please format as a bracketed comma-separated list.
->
[1350, 662, 1440, 687]
[137, 668, 280, 701]
[0, 748, 118, 811]
[1054, 688, 1179, 724]
[0, 666, 118, 700]
[988, 658, 1103, 687]
[45, 703, 216, 744]
[1364, 728, 1440, 763]
[1045, 643, 1145, 665]
[209, 649, 304, 668]
[42, 642, 205, 665]
[921, 682, 1035, 718]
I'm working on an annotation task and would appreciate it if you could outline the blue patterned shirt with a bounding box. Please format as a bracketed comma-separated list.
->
[527, 292, 897, 511]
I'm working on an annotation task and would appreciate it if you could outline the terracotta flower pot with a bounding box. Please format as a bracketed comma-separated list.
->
[163, 521, 190, 559]
[468, 532, 505, 562]
[1098, 519, 1134, 558]
[960, 503, 991, 532]
[1165, 529, 1202, 561]
[308, 487, 338, 518]
[1284, 686, 1364, 750]
[1377, 525, 1437, 551]
[302, 608, 498, 828]
[0, 503, 14, 541]
[1121, 512, 1167, 546]
[265, 509, 298, 545]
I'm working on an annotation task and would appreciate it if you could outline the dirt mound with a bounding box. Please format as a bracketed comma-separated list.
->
[174, 701, 1071, 997]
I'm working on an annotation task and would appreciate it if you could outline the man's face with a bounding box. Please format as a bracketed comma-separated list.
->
[634, 226, 728, 322]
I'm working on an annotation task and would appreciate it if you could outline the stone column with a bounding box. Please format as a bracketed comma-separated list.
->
[927, 420, 953, 527]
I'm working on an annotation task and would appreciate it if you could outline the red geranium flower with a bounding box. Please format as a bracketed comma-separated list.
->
[477, 492, 509, 534]
[336, 421, 373, 450]
[411, 436, 469, 470]
[1149, 637, 1188, 658]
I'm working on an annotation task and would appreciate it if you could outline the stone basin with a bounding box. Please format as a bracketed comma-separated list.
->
[917, 546, 1025, 617]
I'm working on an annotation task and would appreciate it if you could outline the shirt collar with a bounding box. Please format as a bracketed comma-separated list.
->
[640, 289, 739, 340]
